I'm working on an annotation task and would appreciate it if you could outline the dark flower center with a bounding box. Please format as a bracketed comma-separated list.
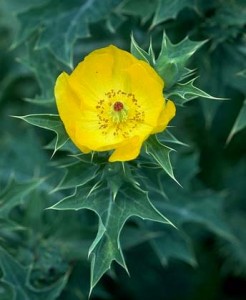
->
[113, 101, 124, 112]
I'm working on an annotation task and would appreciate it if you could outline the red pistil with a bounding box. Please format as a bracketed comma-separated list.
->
[113, 101, 124, 112]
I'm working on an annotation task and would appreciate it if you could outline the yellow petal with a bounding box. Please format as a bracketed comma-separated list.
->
[125, 62, 164, 127]
[109, 136, 143, 162]
[69, 45, 137, 102]
[55, 72, 91, 153]
[74, 109, 124, 151]
[152, 100, 176, 134]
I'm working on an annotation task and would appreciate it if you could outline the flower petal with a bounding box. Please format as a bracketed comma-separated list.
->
[55, 72, 91, 153]
[151, 100, 176, 134]
[69, 45, 137, 104]
[125, 62, 164, 127]
[109, 136, 143, 162]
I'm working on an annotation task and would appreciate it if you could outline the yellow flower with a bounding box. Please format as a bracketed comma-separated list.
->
[55, 45, 176, 162]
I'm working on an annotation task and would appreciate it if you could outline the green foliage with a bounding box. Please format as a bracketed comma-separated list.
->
[151, 0, 193, 28]
[0, 178, 41, 219]
[227, 99, 246, 142]
[131, 33, 218, 105]
[155, 33, 205, 88]
[11, 0, 122, 67]
[118, 0, 157, 23]
[0, 247, 68, 300]
[144, 135, 177, 182]
[1, 0, 246, 299]
[51, 174, 172, 291]
[14, 114, 69, 153]
[119, 0, 194, 26]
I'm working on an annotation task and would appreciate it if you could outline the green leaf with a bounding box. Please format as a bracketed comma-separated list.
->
[131, 34, 215, 106]
[149, 223, 197, 266]
[166, 78, 221, 105]
[14, 114, 69, 154]
[1, 0, 47, 15]
[136, 149, 240, 267]
[218, 214, 246, 276]
[144, 135, 178, 184]
[0, 218, 25, 249]
[53, 159, 99, 192]
[102, 162, 139, 200]
[173, 150, 200, 189]
[44, 138, 78, 154]
[130, 34, 153, 64]
[12, 0, 122, 67]
[151, 0, 194, 28]
[118, 0, 157, 23]
[0, 280, 14, 300]
[145, 171, 236, 243]
[0, 178, 42, 219]
[0, 247, 68, 300]
[17, 38, 65, 103]
[106, 11, 125, 33]
[227, 99, 246, 143]
[157, 130, 188, 147]
[50, 179, 173, 293]
[120, 225, 163, 250]
[156, 33, 206, 88]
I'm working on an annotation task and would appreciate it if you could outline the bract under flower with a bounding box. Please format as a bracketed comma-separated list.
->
[55, 45, 176, 162]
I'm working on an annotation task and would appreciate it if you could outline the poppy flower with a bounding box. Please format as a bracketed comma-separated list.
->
[55, 45, 175, 161]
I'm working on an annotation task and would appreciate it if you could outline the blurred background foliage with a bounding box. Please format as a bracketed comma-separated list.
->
[0, 0, 246, 299]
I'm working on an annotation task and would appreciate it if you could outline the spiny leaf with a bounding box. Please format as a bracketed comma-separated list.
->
[89, 183, 173, 292]
[102, 162, 139, 200]
[227, 99, 246, 143]
[106, 11, 125, 33]
[102, 163, 124, 200]
[136, 150, 237, 267]
[151, 0, 194, 28]
[130, 34, 152, 64]
[120, 226, 164, 250]
[0, 247, 68, 300]
[165, 78, 222, 105]
[149, 223, 197, 266]
[144, 135, 179, 184]
[44, 138, 78, 154]
[0, 177, 42, 219]
[156, 33, 206, 88]
[157, 130, 188, 147]
[118, 0, 157, 23]
[144, 168, 236, 243]
[53, 160, 99, 192]
[50, 179, 173, 293]
[130, 34, 156, 67]
[131, 34, 213, 104]
[13, 114, 69, 154]
[12, 0, 122, 67]
[217, 0, 246, 28]
[17, 37, 65, 103]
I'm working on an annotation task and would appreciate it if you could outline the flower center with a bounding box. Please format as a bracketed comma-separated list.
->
[95, 89, 145, 138]
[111, 101, 128, 123]
[113, 101, 124, 112]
